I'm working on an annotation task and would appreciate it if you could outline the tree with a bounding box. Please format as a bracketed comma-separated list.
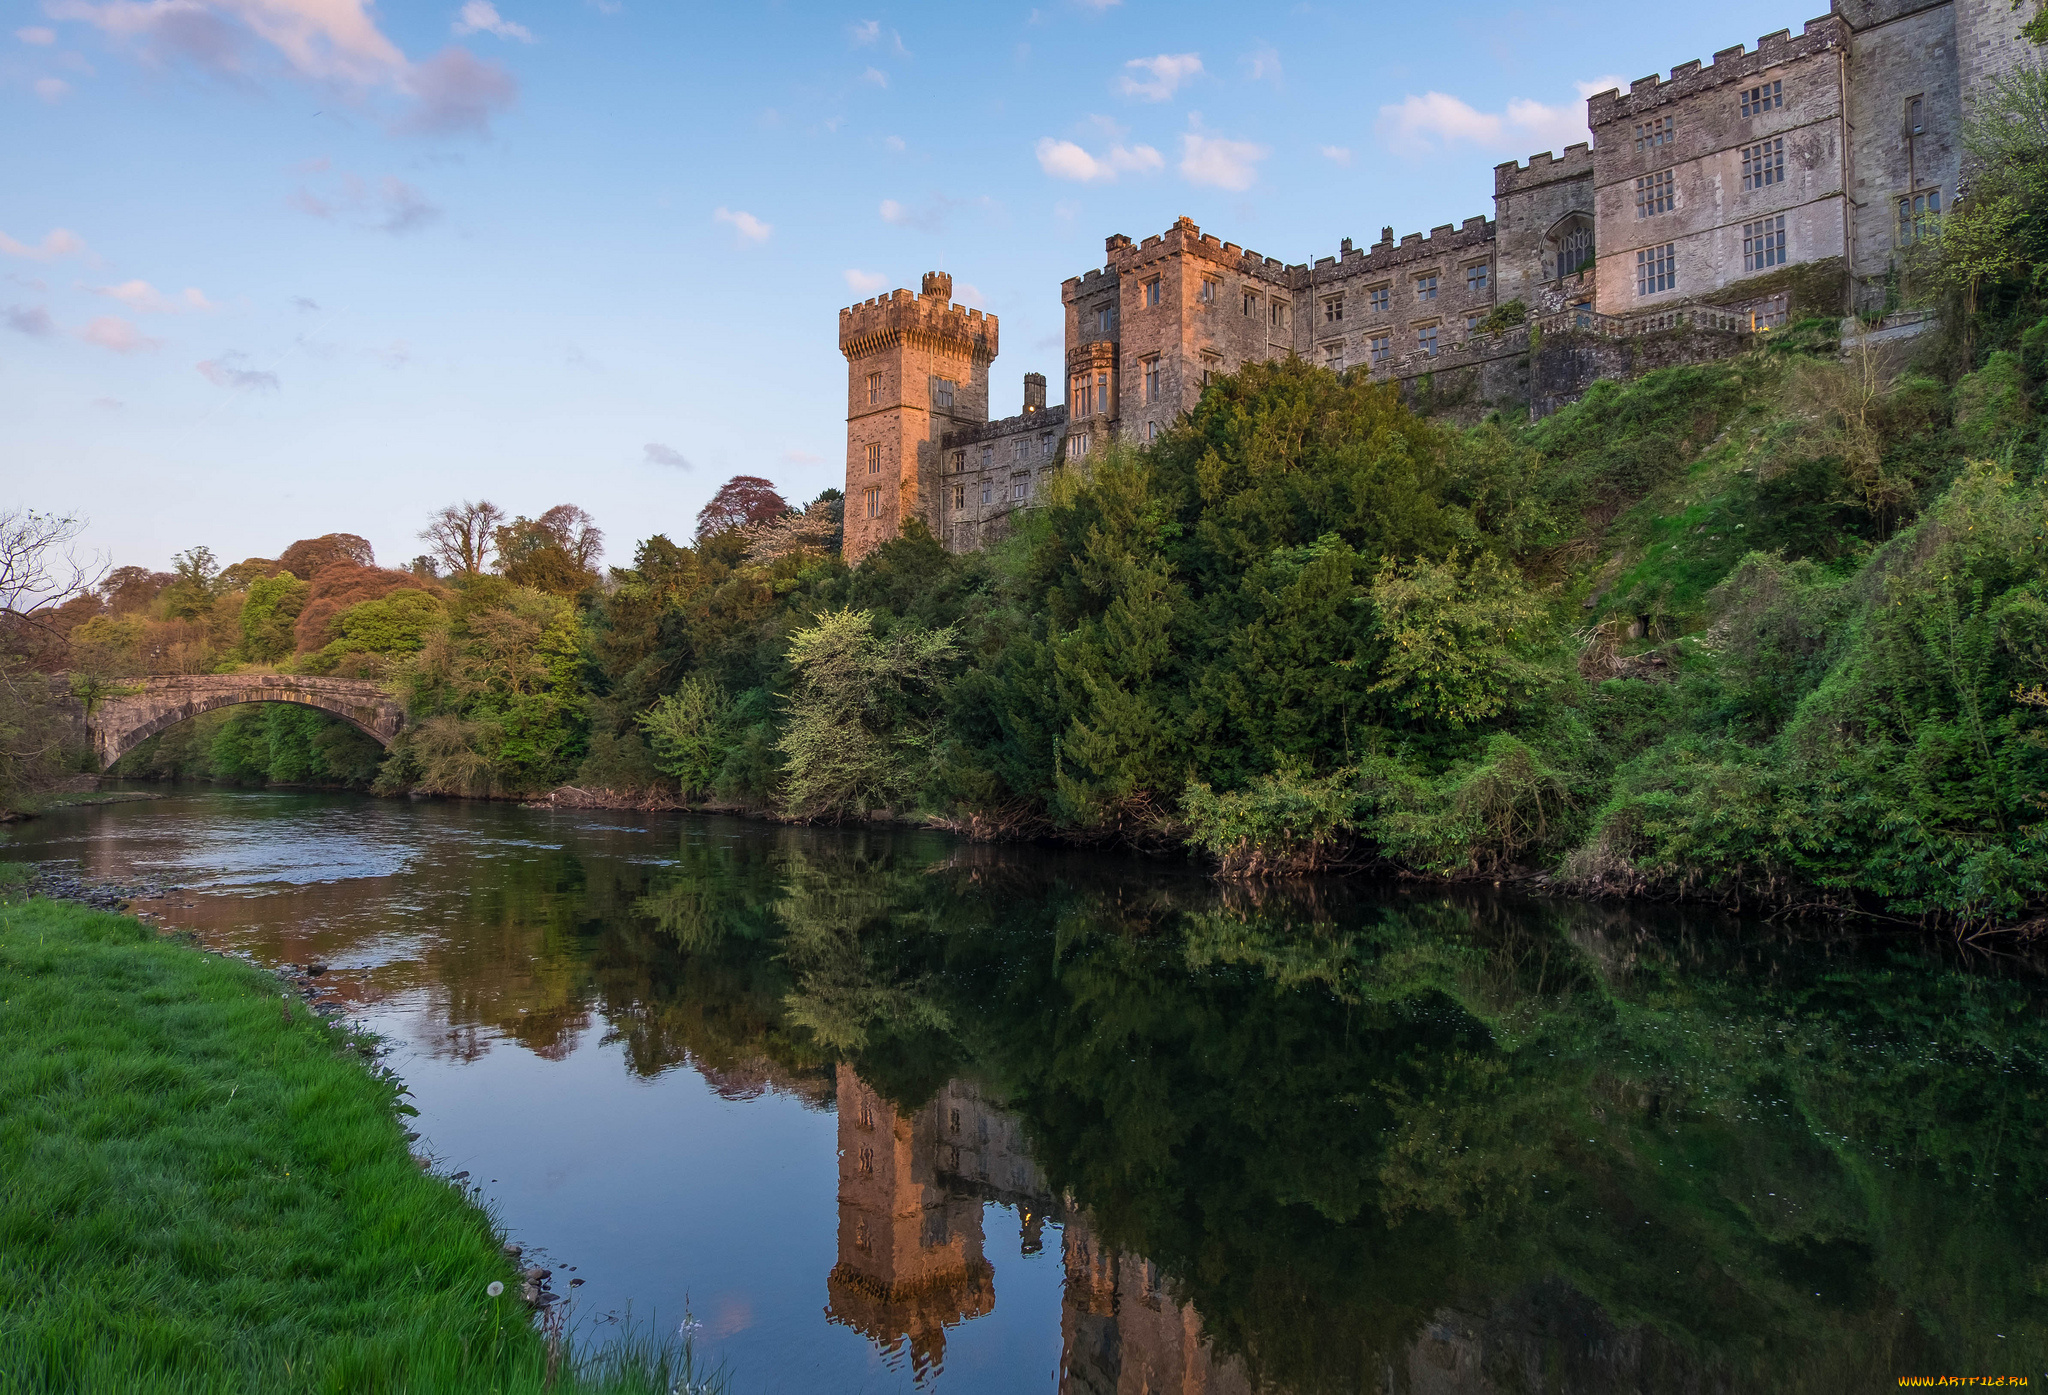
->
[0, 508, 104, 812]
[695, 476, 789, 541]
[493, 505, 603, 596]
[536, 504, 603, 571]
[637, 675, 733, 799]
[0, 508, 104, 635]
[419, 501, 504, 577]
[777, 607, 958, 819]
[278, 533, 375, 579]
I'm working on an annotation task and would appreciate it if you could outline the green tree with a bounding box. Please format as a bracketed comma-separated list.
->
[777, 607, 957, 819]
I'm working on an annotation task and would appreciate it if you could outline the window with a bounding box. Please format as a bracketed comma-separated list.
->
[1370, 333, 1392, 364]
[1635, 168, 1674, 217]
[1741, 138, 1784, 191]
[1199, 277, 1218, 303]
[1323, 294, 1344, 323]
[1242, 290, 1258, 316]
[1906, 95, 1924, 136]
[1323, 343, 1344, 372]
[1146, 420, 1159, 442]
[1557, 221, 1593, 278]
[1070, 433, 1090, 459]
[1636, 242, 1675, 296]
[1014, 437, 1028, 461]
[1466, 263, 1489, 294]
[866, 443, 882, 474]
[1040, 432, 1055, 458]
[859, 1144, 874, 1174]
[1740, 79, 1783, 118]
[1368, 284, 1390, 313]
[1073, 374, 1094, 417]
[1200, 353, 1221, 387]
[950, 450, 964, 472]
[863, 486, 882, 518]
[1898, 188, 1942, 243]
[866, 373, 881, 406]
[1466, 311, 1484, 333]
[1093, 303, 1117, 335]
[1270, 300, 1289, 329]
[1633, 115, 1673, 152]
[980, 444, 993, 469]
[980, 480, 992, 505]
[1012, 474, 1029, 500]
[1144, 278, 1161, 307]
[1743, 214, 1786, 271]
[949, 1108, 961, 1134]
[933, 377, 956, 408]
[952, 483, 964, 510]
[1096, 371, 1109, 414]
[1143, 357, 1161, 403]
[1415, 273, 1438, 301]
[1417, 323, 1439, 357]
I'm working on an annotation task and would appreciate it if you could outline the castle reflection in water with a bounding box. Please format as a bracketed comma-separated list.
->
[828, 1065, 1250, 1393]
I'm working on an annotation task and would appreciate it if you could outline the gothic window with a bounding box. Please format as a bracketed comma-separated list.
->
[1636, 242, 1676, 296]
[1635, 169, 1674, 217]
[1743, 214, 1786, 270]
[1368, 285, 1390, 313]
[1898, 188, 1941, 243]
[1741, 79, 1783, 118]
[1548, 214, 1594, 280]
[1415, 273, 1438, 301]
[1741, 138, 1784, 191]
[1465, 263, 1489, 293]
[1906, 95, 1924, 137]
[866, 443, 882, 474]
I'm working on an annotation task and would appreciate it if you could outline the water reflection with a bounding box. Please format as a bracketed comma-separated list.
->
[4, 790, 2044, 1391]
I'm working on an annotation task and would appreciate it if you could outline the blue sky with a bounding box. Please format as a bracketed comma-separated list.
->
[5, 0, 1810, 574]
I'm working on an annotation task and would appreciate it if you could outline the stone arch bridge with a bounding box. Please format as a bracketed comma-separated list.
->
[78, 674, 406, 770]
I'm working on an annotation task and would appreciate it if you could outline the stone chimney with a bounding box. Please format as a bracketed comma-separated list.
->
[921, 271, 954, 302]
[1023, 372, 1047, 412]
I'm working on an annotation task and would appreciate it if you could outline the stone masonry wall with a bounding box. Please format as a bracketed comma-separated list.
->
[1589, 17, 1851, 315]
[1839, 0, 1961, 305]
[1494, 145, 1596, 306]
[1296, 217, 1497, 373]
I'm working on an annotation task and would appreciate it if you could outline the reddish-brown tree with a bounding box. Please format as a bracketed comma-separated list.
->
[694, 476, 788, 541]
[278, 533, 375, 579]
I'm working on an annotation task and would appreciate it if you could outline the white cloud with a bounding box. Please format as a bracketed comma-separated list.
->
[844, 268, 890, 294]
[33, 77, 70, 101]
[954, 281, 987, 307]
[1118, 52, 1200, 101]
[1319, 144, 1351, 165]
[714, 206, 771, 243]
[48, 0, 407, 87]
[451, 0, 531, 42]
[1376, 78, 1617, 157]
[860, 65, 887, 86]
[643, 442, 690, 469]
[884, 134, 904, 152]
[93, 280, 214, 313]
[1179, 127, 1266, 191]
[0, 227, 90, 261]
[196, 350, 278, 390]
[16, 26, 56, 43]
[1243, 45, 1280, 83]
[1034, 136, 1163, 184]
[79, 314, 159, 353]
[849, 18, 878, 45]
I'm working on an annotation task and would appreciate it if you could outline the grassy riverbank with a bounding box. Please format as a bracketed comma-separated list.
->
[0, 891, 712, 1394]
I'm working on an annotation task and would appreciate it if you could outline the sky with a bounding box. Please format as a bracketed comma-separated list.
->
[4, 0, 1816, 575]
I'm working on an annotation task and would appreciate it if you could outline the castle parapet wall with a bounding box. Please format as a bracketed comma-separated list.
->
[1585, 14, 1848, 125]
[839, 289, 998, 362]
[1494, 143, 1595, 196]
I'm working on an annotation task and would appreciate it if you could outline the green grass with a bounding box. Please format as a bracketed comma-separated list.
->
[0, 897, 720, 1394]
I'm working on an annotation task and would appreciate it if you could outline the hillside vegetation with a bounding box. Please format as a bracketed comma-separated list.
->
[10, 66, 2045, 935]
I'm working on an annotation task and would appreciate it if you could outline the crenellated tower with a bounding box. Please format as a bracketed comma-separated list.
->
[839, 272, 997, 563]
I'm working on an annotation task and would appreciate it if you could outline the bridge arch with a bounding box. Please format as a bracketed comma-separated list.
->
[87, 675, 406, 771]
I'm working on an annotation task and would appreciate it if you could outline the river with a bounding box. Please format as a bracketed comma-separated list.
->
[4, 787, 2043, 1391]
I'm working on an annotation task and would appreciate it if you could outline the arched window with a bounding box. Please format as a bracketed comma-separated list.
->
[1547, 214, 1595, 281]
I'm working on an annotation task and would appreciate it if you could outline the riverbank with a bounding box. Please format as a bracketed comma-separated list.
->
[0, 885, 717, 1394]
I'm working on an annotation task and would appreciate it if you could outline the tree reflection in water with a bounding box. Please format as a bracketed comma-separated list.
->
[31, 800, 2047, 1390]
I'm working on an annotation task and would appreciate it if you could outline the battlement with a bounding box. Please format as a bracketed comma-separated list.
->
[839, 276, 999, 360]
[941, 403, 1069, 451]
[1305, 215, 1494, 284]
[1586, 14, 1846, 122]
[1495, 143, 1595, 195]
[1064, 216, 1296, 299]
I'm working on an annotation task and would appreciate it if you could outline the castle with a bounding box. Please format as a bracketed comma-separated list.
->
[841, 0, 2035, 562]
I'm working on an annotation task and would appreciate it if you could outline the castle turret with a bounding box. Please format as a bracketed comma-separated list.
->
[840, 273, 997, 563]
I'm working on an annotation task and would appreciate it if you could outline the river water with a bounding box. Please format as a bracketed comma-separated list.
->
[4, 788, 2044, 1392]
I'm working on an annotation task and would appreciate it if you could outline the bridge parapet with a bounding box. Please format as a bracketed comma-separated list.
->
[79, 673, 406, 770]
